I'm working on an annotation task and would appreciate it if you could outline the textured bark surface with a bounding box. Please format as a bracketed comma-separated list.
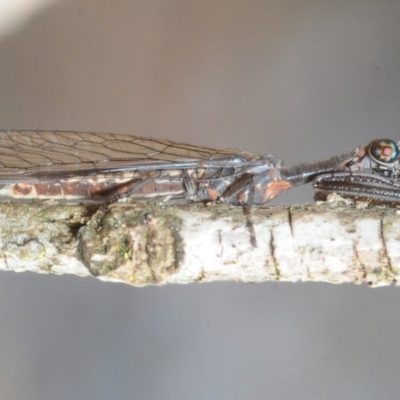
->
[0, 200, 399, 287]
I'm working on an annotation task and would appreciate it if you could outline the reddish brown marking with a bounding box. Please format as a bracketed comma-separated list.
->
[13, 183, 33, 195]
[140, 181, 156, 196]
[237, 191, 247, 203]
[35, 182, 62, 196]
[169, 180, 185, 193]
[206, 187, 219, 201]
[87, 181, 116, 196]
[262, 180, 292, 202]
[63, 180, 90, 196]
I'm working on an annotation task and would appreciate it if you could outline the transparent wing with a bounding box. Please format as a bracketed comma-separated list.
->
[0, 130, 261, 180]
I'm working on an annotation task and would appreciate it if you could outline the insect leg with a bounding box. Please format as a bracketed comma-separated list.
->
[220, 173, 253, 205]
[313, 172, 400, 205]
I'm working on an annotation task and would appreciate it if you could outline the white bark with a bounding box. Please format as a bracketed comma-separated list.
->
[0, 200, 398, 287]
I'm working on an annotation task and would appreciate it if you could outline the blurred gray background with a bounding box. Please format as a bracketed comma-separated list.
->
[1, 1, 400, 399]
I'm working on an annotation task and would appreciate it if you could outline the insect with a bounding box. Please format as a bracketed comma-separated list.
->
[0, 130, 397, 206]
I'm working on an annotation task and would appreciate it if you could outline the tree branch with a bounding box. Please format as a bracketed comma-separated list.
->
[0, 200, 398, 287]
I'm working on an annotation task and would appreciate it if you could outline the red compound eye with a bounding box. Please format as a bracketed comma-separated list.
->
[368, 139, 399, 165]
